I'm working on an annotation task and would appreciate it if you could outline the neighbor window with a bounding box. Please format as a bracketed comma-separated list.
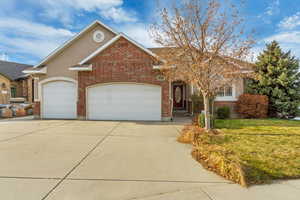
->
[11, 87, 16, 98]
[217, 86, 233, 97]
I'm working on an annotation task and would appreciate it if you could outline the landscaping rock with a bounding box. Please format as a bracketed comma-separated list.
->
[1, 108, 13, 118]
[15, 108, 27, 117]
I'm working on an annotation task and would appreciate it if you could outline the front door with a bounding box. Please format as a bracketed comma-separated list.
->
[173, 84, 184, 109]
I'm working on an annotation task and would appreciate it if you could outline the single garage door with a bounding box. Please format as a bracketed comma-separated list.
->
[42, 81, 77, 119]
[87, 83, 161, 121]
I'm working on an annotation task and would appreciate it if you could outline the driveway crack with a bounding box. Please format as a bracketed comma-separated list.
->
[0, 121, 73, 143]
[40, 122, 121, 200]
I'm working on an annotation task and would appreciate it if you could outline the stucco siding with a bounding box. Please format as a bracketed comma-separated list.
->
[38, 24, 116, 81]
[235, 78, 244, 98]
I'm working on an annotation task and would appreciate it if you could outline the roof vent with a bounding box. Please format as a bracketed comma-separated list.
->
[93, 30, 105, 43]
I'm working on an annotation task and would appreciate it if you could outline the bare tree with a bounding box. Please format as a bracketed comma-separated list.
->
[150, 0, 255, 130]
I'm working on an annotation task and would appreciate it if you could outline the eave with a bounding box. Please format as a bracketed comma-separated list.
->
[23, 67, 47, 74]
[69, 64, 93, 71]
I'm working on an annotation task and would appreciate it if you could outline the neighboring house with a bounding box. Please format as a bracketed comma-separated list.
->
[25, 20, 247, 121]
[0, 73, 10, 104]
[0, 60, 34, 104]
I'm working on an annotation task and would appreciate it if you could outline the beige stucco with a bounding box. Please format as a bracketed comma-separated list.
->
[234, 78, 244, 98]
[38, 23, 116, 81]
[0, 74, 10, 104]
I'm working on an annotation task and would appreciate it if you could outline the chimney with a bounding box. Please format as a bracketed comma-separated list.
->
[0, 52, 8, 61]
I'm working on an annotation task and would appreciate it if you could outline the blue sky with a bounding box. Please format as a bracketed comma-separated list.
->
[0, 0, 300, 65]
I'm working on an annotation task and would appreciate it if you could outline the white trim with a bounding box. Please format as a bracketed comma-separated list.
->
[37, 77, 78, 101]
[69, 64, 93, 71]
[79, 33, 160, 65]
[34, 20, 119, 68]
[191, 84, 194, 95]
[153, 65, 175, 69]
[38, 77, 78, 119]
[215, 84, 237, 101]
[33, 77, 39, 102]
[23, 67, 47, 74]
[153, 65, 161, 70]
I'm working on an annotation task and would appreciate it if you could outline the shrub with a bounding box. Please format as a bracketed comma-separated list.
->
[216, 106, 230, 119]
[198, 113, 215, 128]
[237, 94, 268, 118]
[198, 113, 205, 128]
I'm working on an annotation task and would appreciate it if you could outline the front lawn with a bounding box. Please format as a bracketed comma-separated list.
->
[190, 119, 300, 186]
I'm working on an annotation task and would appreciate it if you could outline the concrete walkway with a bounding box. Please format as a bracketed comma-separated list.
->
[0, 119, 299, 200]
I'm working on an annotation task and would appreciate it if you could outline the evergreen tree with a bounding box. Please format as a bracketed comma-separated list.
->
[247, 41, 300, 118]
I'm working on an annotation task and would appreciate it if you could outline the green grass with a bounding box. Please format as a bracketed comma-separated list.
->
[195, 119, 300, 185]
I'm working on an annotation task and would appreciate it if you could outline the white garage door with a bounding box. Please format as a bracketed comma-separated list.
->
[87, 83, 161, 121]
[42, 81, 77, 119]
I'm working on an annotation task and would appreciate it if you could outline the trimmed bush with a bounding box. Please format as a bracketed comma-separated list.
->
[237, 94, 268, 118]
[216, 106, 230, 119]
[198, 113, 205, 128]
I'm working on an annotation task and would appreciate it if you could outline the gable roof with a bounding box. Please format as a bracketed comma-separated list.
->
[79, 33, 159, 65]
[34, 20, 119, 68]
[0, 60, 32, 80]
[148, 47, 254, 71]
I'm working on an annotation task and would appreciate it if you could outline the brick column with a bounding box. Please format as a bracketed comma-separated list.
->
[33, 101, 41, 119]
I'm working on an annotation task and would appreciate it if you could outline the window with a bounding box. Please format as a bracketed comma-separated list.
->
[217, 86, 233, 97]
[1, 83, 6, 89]
[11, 87, 16, 98]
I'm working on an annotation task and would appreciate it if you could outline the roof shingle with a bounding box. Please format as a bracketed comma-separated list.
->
[0, 60, 32, 80]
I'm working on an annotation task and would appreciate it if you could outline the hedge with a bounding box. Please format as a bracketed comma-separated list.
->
[237, 94, 268, 118]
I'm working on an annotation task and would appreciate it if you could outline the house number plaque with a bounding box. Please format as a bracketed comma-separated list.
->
[156, 75, 166, 81]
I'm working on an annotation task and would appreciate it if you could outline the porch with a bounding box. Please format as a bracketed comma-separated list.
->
[171, 81, 195, 118]
[170, 80, 240, 119]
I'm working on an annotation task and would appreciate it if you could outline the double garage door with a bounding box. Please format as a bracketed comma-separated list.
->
[42, 82, 161, 121]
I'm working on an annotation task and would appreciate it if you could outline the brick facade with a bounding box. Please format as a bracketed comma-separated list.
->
[77, 37, 171, 120]
[33, 101, 40, 118]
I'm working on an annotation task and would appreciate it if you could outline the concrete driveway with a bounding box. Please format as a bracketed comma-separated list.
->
[0, 118, 299, 200]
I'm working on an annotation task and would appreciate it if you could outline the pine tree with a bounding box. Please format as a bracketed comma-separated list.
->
[247, 41, 300, 118]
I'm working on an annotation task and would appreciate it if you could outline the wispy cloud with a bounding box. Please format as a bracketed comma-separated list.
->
[265, 0, 280, 16]
[278, 12, 300, 30]
[99, 7, 137, 23]
[261, 31, 300, 58]
[0, 18, 74, 62]
[37, 0, 137, 25]
[264, 31, 300, 44]
[257, 0, 280, 24]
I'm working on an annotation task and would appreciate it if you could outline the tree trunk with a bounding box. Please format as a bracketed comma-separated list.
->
[203, 95, 211, 130]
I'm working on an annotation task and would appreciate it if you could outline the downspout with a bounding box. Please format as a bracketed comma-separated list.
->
[191, 83, 194, 116]
[169, 80, 173, 120]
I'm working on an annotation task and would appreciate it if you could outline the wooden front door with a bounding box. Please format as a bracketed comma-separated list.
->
[173, 84, 184, 109]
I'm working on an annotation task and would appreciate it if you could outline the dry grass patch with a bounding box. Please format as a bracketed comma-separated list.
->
[177, 125, 200, 144]
[185, 119, 300, 186]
